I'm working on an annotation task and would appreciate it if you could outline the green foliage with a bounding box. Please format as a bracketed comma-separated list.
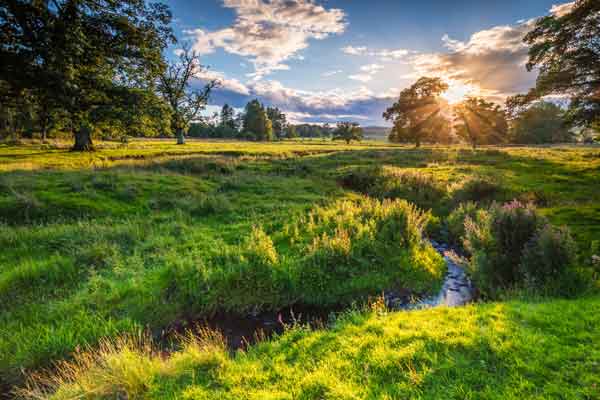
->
[243, 100, 273, 141]
[384, 77, 450, 147]
[447, 202, 480, 247]
[266, 107, 287, 139]
[0, 0, 175, 150]
[464, 200, 584, 297]
[510, 101, 573, 144]
[454, 97, 508, 148]
[520, 224, 580, 293]
[332, 122, 364, 144]
[514, 0, 600, 127]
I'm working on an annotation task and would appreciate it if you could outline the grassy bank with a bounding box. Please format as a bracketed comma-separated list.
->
[22, 296, 600, 399]
[1, 140, 599, 394]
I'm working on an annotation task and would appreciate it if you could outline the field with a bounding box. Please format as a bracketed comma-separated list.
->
[1, 139, 599, 398]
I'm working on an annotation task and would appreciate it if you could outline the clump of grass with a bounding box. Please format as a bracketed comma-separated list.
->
[293, 198, 444, 304]
[449, 176, 506, 205]
[340, 167, 448, 210]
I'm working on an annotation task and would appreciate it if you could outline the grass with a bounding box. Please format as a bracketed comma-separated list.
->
[1, 139, 599, 397]
[21, 296, 600, 399]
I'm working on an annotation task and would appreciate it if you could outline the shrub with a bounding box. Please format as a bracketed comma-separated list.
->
[520, 225, 579, 294]
[446, 202, 480, 248]
[464, 200, 581, 297]
[450, 177, 504, 205]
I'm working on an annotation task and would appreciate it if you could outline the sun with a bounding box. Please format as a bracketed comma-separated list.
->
[441, 81, 478, 104]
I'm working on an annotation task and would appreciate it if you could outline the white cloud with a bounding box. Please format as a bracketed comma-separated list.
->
[348, 73, 374, 82]
[349, 63, 384, 82]
[408, 2, 579, 101]
[550, 2, 575, 17]
[194, 68, 251, 95]
[187, 0, 346, 79]
[342, 46, 410, 61]
[322, 69, 342, 77]
[341, 45, 368, 55]
[409, 21, 536, 100]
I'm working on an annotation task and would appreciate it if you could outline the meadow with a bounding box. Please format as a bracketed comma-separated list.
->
[1, 139, 599, 398]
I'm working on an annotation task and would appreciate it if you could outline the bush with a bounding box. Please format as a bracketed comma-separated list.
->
[450, 177, 504, 205]
[520, 225, 579, 294]
[446, 202, 480, 248]
[464, 200, 581, 297]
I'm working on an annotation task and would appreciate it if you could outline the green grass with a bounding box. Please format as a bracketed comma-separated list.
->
[1, 139, 599, 397]
[22, 296, 600, 400]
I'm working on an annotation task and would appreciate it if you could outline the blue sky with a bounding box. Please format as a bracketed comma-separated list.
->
[166, 0, 573, 125]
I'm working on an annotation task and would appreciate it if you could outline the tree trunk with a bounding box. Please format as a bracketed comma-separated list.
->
[176, 128, 186, 145]
[72, 124, 94, 151]
[415, 138, 421, 148]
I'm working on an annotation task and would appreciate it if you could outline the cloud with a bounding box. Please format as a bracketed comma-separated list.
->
[187, 0, 346, 79]
[342, 46, 410, 61]
[194, 70, 395, 125]
[550, 2, 575, 17]
[349, 63, 384, 82]
[322, 69, 342, 77]
[409, 21, 536, 100]
[406, 2, 577, 101]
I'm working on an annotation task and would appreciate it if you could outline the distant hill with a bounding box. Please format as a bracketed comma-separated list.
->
[362, 126, 391, 141]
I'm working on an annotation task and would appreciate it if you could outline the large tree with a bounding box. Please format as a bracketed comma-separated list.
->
[242, 100, 272, 141]
[383, 77, 449, 147]
[266, 107, 287, 140]
[454, 97, 508, 148]
[157, 47, 216, 145]
[332, 122, 363, 144]
[513, 0, 600, 127]
[0, 0, 175, 150]
[509, 101, 573, 144]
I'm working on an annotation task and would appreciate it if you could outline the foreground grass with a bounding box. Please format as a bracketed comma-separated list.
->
[1, 139, 599, 394]
[22, 296, 600, 399]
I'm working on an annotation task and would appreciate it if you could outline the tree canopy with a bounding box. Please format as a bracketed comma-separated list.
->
[243, 100, 273, 141]
[510, 101, 573, 144]
[383, 77, 449, 147]
[332, 122, 364, 144]
[0, 0, 175, 150]
[512, 0, 600, 128]
[454, 97, 508, 148]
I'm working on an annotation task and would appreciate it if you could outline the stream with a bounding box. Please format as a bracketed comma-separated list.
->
[161, 240, 475, 351]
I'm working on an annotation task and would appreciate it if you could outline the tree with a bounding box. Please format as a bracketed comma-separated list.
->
[454, 97, 508, 148]
[0, 0, 175, 150]
[266, 107, 287, 139]
[242, 100, 272, 141]
[157, 47, 216, 145]
[285, 125, 298, 139]
[220, 104, 237, 130]
[510, 101, 573, 144]
[514, 0, 600, 128]
[383, 77, 449, 147]
[332, 122, 363, 144]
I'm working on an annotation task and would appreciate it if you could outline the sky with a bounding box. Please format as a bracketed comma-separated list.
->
[166, 0, 575, 126]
